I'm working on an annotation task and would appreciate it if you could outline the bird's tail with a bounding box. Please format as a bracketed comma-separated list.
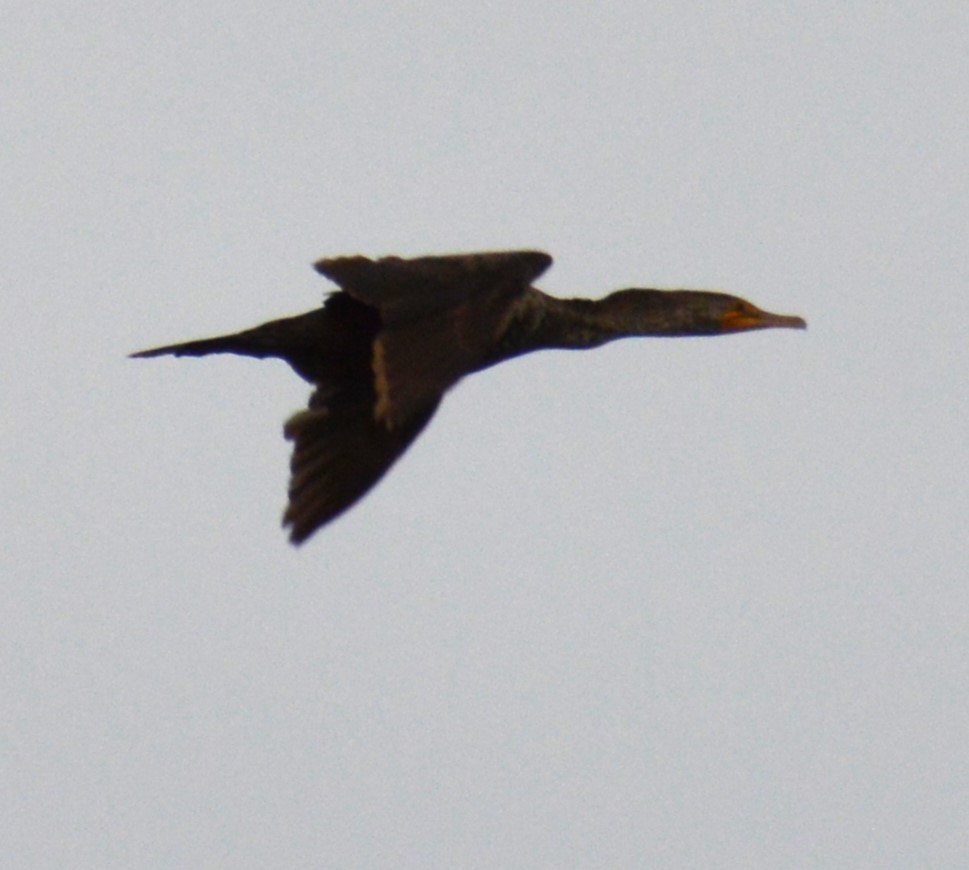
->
[129, 311, 327, 363]
[130, 329, 265, 360]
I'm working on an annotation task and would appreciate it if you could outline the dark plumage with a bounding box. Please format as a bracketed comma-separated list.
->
[132, 250, 806, 543]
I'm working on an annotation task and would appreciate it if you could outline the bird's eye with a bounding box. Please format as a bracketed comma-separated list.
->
[719, 301, 759, 332]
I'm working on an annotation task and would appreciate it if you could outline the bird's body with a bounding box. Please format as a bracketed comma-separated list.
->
[132, 250, 805, 543]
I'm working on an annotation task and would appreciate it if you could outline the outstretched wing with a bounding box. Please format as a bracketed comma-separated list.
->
[284, 250, 551, 541]
[269, 291, 434, 542]
[314, 251, 552, 429]
[283, 389, 439, 544]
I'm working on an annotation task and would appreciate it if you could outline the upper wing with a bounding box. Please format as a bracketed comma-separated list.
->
[314, 251, 552, 429]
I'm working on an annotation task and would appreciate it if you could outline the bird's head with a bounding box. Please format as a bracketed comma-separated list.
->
[713, 294, 807, 334]
[603, 289, 806, 337]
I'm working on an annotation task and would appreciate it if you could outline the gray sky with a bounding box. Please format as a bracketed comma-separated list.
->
[5, 2, 968, 867]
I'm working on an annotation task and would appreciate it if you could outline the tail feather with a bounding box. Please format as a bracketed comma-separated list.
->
[129, 310, 330, 362]
[130, 308, 366, 385]
[129, 332, 260, 359]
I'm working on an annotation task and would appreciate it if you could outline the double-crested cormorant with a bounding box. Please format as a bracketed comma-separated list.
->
[132, 250, 805, 543]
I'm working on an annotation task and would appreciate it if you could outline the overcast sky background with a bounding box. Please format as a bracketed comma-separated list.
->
[5, 2, 968, 867]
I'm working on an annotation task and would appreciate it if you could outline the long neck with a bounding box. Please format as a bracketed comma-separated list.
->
[476, 288, 700, 372]
[527, 288, 728, 349]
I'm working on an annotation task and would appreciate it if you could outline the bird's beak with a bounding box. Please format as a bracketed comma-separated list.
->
[720, 305, 807, 333]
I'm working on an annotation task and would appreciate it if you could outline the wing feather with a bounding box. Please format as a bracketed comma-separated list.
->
[282, 394, 439, 543]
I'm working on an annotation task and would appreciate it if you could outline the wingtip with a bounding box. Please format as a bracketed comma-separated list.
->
[282, 504, 322, 546]
[313, 255, 374, 284]
[284, 520, 310, 546]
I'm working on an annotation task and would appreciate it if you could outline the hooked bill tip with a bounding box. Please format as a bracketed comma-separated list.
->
[779, 314, 807, 330]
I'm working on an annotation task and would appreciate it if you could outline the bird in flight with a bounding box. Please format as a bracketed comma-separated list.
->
[132, 250, 805, 543]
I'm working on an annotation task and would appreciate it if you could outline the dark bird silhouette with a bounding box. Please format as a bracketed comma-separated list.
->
[131, 250, 806, 543]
